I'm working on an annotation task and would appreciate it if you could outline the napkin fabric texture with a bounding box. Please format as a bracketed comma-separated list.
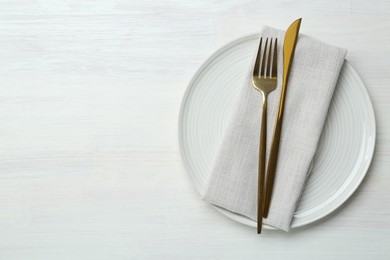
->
[201, 26, 347, 231]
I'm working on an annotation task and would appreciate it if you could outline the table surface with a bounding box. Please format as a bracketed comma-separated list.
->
[0, 1, 389, 259]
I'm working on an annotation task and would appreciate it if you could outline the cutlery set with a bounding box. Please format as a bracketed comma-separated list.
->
[196, 15, 355, 232]
[253, 18, 302, 234]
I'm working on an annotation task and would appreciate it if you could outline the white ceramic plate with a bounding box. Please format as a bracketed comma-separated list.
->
[178, 34, 376, 229]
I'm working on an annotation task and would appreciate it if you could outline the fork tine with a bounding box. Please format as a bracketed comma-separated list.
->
[253, 38, 262, 77]
[271, 38, 278, 78]
[267, 38, 273, 78]
[260, 38, 268, 78]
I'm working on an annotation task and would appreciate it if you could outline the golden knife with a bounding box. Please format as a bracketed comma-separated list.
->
[263, 18, 302, 218]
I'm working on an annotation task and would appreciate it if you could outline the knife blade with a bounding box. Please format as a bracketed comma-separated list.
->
[263, 18, 302, 218]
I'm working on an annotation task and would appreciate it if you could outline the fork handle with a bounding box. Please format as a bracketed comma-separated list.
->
[257, 94, 267, 234]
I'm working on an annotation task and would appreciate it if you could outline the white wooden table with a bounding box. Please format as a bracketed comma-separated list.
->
[0, 1, 389, 259]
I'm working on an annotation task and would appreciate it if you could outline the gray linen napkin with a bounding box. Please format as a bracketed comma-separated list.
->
[201, 26, 347, 231]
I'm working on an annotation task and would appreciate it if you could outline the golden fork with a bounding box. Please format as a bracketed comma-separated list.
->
[252, 37, 278, 234]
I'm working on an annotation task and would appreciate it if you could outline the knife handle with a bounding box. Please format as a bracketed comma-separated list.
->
[263, 110, 284, 218]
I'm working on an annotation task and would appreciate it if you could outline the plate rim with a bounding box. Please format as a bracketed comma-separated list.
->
[178, 33, 376, 229]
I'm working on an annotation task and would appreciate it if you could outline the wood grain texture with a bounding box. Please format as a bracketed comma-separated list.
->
[0, 0, 389, 259]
